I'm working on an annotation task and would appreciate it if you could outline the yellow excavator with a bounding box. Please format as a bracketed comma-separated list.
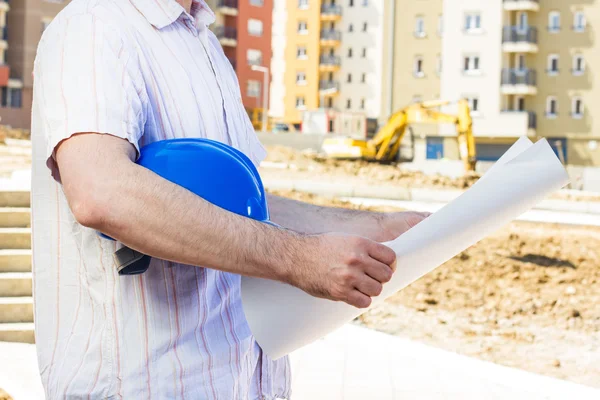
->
[321, 99, 477, 172]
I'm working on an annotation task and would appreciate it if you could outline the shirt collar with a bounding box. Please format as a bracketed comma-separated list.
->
[130, 0, 215, 30]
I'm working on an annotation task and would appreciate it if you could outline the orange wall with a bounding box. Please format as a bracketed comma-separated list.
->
[236, 0, 273, 112]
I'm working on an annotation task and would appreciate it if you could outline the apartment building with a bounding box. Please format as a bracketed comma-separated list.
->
[384, 0, 600, 166]
[339, 0, 384, 120]
[0, 0, 10, 113]
[210, 0, 273, 126]
[0, 0, 68, 129]
[272, 0, 384, 131]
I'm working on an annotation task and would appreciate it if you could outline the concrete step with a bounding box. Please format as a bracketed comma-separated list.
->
[0, 272, 32, 297]
[0, 297, 33, 323]
[0, 207, 31, 228]
[0, 249, 32, 272]
[0, 191, 30, 208]
[0, 228, 31, 249]
[0, 322, 35, 343]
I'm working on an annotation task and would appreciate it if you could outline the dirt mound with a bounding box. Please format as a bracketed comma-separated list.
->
[0, 125, 30, 143]
[264, 145, 481, 190]
[0, 389, 14, 400]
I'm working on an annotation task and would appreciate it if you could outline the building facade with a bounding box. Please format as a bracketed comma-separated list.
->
[383, 0, 600, 166]
[0, 0, 69, 129]
[211, 0, 273, 128]
[338, 0, 384, 120]
[274, 0, 384, 130]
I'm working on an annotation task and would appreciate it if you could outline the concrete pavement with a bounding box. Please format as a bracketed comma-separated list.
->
[2, 324, 599, 399]
[342, 197, 600, 227]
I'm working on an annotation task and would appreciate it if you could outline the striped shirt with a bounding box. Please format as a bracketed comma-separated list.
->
[30, 0, 291, 398]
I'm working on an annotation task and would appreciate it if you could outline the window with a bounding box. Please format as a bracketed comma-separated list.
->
[346, 99, 352, 109]
[296, 71, 307, 85]
[348, 47, 353, 58]
[465, 12, 481, 32]
[516, 96, 525, 111]
[546, 96, 558, 117]
[362, 48, 367, 58]
[360, 98, 365, 109]
[465, 96, 479, 114]
[363, 0, 368, 5]
[574, 11, 586, 32]
[437, 15, 443, 36]
[247, 80, 261, 98]
[361, 73, 366, 83]
[348, 23, 353, 32]
[547, 54, 559, 75]
[248, 19, 263, 36]
[347, 73, 352, 83]
[517, 12, 528, 31]
[0, 88, 22, 108]
[247, 49, 262, 66]
[297, 46, 307, 59]
[296, 96, 306, 109]
[298, 21, 308, 34]
[572, 97, 583, 118]
[414, 56, 424, 77]
[463, 55, 480, 73]
[573, 54, 585, 75]
[363, 22, 368, 32]
[415, 16, 425, 37]
[250, 0, 264, 6]
[298, 0, 308, 9]
[349, 0, 354, 6]
[548, 11, 560, 32]
[517, 54, 526, 70]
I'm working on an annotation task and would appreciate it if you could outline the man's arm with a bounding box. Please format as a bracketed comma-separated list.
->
[56, 133, 397, 308]
[268, 194, 429, 243]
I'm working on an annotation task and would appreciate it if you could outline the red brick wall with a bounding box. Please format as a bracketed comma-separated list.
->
[236, 0, 272, 112]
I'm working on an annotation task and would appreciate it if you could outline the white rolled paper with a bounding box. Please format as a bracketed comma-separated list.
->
[242, 137, 570, 360]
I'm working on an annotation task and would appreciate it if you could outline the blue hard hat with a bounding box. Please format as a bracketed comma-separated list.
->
[100, 138, 272, 274]
[138, 138, 270, 222]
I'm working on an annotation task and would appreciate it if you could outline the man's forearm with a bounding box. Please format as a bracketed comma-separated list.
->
[61, 145, 306, 282]
[267, 194, 388, 242]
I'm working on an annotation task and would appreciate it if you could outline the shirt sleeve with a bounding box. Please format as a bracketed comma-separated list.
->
[33, 13, 147, 169]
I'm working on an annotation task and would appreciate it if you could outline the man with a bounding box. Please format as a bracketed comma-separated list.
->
[31, 0, 427, 398]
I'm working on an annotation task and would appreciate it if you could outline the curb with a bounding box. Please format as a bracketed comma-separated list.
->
[263, 179, 600, 215]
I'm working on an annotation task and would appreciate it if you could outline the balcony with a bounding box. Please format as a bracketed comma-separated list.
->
[217, 0, 238, 16]
[499, 110, 537, 136]
[319, 81, 340, 96]
[501, 68, 537, 95]
[214, 25, 237, 47]
[319, 55, 341, 71]
[503, 0, 539, 12]
[502, 26, 538, 53]
[320, 30, 342, 46]
[321, 4, 342, 21]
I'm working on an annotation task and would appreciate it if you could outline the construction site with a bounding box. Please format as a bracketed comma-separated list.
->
[1, 0, 600, 398]
[2, 118, 600, 398]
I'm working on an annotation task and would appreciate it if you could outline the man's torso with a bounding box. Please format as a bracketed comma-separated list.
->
[30, 1, 289, 399]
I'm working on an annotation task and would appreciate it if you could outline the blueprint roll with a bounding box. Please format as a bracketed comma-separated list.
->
[241, 137, 570, 360]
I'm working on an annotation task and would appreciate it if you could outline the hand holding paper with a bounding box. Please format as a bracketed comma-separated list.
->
[242, 137, 569, 360]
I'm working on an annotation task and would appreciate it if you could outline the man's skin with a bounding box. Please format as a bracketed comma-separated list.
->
[54, 0, 428, 310]
[57, 133, 427, 309]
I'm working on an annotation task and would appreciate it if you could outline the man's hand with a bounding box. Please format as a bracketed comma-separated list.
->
[288, 233, 397, 308]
